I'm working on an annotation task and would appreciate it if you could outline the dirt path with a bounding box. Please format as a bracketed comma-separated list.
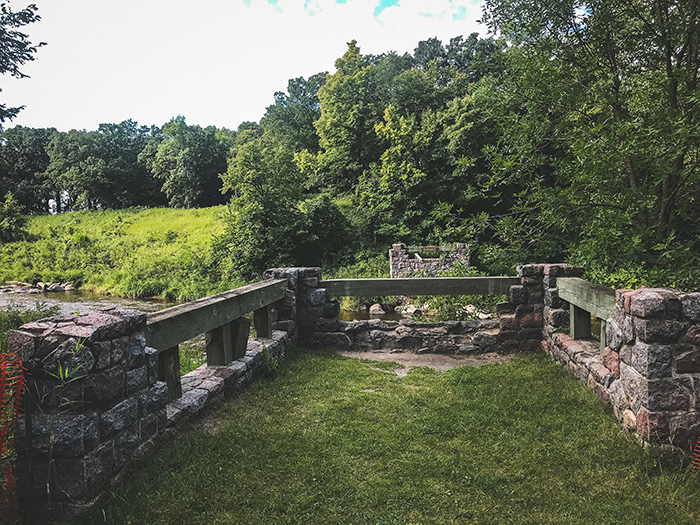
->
[334, 350, 512, 376]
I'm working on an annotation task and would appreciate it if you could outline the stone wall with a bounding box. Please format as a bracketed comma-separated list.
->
[536, 264, 700, 449]
[9, 263, 700, 520]
[291, 265, 546, 355]
[389, 243, 469, 278]
[10, 287, 297, 519]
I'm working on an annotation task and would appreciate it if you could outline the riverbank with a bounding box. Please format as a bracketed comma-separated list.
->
[0, 206, 243, 301]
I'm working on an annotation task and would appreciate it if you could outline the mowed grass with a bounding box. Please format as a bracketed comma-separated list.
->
[76, 351, 700, 525]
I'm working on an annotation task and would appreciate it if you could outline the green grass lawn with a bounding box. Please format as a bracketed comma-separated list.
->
[75, 351, 700, 524]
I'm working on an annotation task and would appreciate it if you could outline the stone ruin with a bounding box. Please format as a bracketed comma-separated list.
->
[389, 243, 469, 278]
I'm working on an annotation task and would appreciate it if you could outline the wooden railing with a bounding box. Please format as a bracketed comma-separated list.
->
[145, 279, 287, 399]
[557, 277, 615, 351]
[320, 276, 519, 296]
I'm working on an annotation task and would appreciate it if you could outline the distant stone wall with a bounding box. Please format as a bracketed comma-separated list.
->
[292, 265, 546, 355]
[389, 243, 469, 278]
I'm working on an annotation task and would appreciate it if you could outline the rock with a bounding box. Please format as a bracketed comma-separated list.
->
[646, 379, 690, 411]
[676, 344, 700, 374]
[602, 347, 620, 378]
[626, 342, 673, 379]
[508, 285, 528, 305]
[369, 303, 386, 316]
[606, 319, 623, 351]
[629, 289, 680, 319]
[396, 304, 421, 317]
[634, 318, 686, 343]
[622, 409, 637, 430]
[306, 288, 327, 307]
[681, 293, 700, 322]
[636, 408, 669, 442]
[100, 397, 139, 438]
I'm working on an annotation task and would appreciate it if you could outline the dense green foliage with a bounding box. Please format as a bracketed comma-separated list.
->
[1, 2, 699, 290]
[0, 207, 242, 300]
[470, 0, 700, 289]
[0, 192, 27, 243]
[74, 350, 700, 524]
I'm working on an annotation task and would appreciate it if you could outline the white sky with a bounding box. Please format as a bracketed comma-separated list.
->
[2, 0, 485, 132]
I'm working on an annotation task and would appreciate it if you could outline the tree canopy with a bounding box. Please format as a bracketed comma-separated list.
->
[0, 2, 44, 128]
[1, 19, 698, 289]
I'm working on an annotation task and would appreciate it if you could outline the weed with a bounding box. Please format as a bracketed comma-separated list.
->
[260, 346, 284, 379]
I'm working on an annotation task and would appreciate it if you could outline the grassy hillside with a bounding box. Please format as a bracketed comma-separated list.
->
[0, 207, 244, 300]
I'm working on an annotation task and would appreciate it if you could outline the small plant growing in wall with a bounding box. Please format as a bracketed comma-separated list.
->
[30, 338, 89, 505]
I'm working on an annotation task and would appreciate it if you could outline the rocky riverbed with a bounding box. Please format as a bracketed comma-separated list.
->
[0, 283, 175, 315]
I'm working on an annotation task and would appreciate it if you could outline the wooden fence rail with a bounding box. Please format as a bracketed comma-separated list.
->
[320, 277, 519, 297]
[144, 279, 287, 399]
[557, 277, 615, 351]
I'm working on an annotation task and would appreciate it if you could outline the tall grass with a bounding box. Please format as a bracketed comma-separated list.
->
[0, 207, 244, 301]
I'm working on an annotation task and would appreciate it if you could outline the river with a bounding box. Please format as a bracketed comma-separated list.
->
[0, 289, 178, 315]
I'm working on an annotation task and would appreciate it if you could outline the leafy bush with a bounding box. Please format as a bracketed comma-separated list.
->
[0, 193, 28, 244]
[416, 264, 505, 321]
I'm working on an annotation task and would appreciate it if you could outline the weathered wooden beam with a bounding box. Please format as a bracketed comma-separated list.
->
[145, 279, 287, 351]
[320, 277, 519, 297]
[405, 246, 454, 253]
[253, 305, 272, 339]
[158, 345, 182, 401]
[570, 304, 592, 340]
[557, 277, 615, 321]
[600, 319, 607, 355]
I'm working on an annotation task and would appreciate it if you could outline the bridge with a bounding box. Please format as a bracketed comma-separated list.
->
[7, 263, 700, 519]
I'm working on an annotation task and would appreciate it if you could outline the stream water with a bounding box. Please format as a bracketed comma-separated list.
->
[0, 289, 401, 321]
[0, 289, 178, 315]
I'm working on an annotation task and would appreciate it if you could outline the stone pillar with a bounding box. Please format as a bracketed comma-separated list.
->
[606, 289, 700, 448]
[389, 244, 408, 278]
[500, 263, 578, 353]
[9, 307, 168, 519]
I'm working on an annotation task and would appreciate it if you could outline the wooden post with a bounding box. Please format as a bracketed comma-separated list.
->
[158, 345, 182, 401]
[206, 323, 233, 366]
[570, 304, 591, 340]
[254, 305, 272, 339]
[231, 317, 251, 359]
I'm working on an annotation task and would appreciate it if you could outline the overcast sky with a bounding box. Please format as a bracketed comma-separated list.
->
[3, 0, 485, 132]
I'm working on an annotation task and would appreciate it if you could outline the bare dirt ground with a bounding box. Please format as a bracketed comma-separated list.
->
[334, 350, 512, 377]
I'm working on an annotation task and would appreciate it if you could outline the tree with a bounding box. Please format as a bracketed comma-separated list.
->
[218, 131, 306, 277]
[0, 125, 55, 213]
[42, 130, 113, 211]
[304, 41, 408, 193]
[261, 73, 327, 153]
[477, 0, 700, 286]
[0, 2, 44, 128]
[95, 120, 166, 208]
[42, 121, 165, 211]
[0, 192, 27, 243]
[145, 116, 228, 208]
